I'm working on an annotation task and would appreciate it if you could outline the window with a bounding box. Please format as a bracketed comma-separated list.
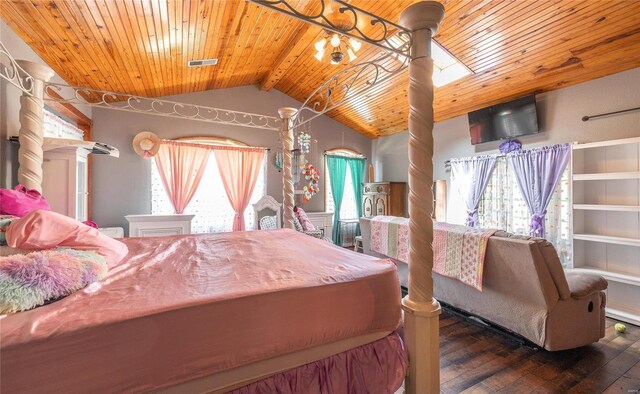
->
[151, 137, 267, 233]
[325, 149, 361, 220]
[43, 108, 84, 140]
[388, 34, 471, 87]
[475, 157, 572, 267]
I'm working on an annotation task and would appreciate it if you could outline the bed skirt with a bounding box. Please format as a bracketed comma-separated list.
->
[229, 332, 407, 394]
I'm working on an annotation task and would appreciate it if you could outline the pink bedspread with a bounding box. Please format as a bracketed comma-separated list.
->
[1, 229, 401, 393]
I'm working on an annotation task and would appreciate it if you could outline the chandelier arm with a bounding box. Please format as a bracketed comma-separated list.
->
[43, 82, 281, 131]
[293, 53, 408, 129]
[248, 0, 412, 58]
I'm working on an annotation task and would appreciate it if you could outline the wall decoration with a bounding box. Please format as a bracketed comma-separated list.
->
[272, 151, 283, 172]
[303, 163, 320, 203]
[499, 139, 522, 154]
[292, 126, 320, 203]
[297, 131, 312, 154]
[132, 131, 161, 158]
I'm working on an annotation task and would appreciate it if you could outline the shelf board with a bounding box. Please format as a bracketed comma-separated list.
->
[573, 172, 640, 181]
[573, 234, 640, 247]
[568, 267, 640, 286]
[573, 204, 640, 212]
[572, 137, 640, 150]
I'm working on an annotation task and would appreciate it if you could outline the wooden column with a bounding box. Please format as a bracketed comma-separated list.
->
[15, 60, 55, 192]
[399, 2, 445, 394]
[278, 107, 297, 229]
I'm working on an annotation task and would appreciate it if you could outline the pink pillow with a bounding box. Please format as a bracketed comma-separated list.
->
[294, 207, 315, 231]
[0, 185, 50, 217]
[6, 210, 128, 268]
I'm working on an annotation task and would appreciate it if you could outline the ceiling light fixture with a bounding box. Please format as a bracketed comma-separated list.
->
[314, 33, 361, 65]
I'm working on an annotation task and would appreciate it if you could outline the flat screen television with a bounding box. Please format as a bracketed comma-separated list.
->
[468, 94, 539, 145]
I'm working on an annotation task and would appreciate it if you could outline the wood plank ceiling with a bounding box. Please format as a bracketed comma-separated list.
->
[2, 0, 640, 139]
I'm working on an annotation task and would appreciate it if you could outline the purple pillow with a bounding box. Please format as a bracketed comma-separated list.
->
[294, 207, 316, 231]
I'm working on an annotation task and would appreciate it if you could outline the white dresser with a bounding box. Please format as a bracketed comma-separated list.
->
[98, 227, 125, 238]
[125, 214, 195, 237]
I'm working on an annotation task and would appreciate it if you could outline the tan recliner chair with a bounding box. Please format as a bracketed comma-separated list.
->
[359, 218, 607, 351]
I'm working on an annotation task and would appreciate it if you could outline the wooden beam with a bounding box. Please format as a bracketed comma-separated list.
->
[259, 25, 323, 91]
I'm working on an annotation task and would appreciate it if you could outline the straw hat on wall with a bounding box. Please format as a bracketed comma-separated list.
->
[132, 131, 161, 158]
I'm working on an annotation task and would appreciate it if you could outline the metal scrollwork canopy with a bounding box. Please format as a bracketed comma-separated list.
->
[0, 41, 34, 95]
[43, 82, 281, 131]
[293, 51, 409, 128]
[247, 0, 412, 58]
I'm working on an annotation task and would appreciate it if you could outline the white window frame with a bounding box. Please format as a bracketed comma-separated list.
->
[324, 148, 363, 220]
[450, 156, 572, 267]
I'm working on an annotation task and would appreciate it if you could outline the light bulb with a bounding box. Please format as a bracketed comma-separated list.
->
[347, 47, 357, 62]
[314, 50, 325, 61]
[330, 34, 341, 47]
[349, 38, 361, 52]
[314, 38, 326, 52]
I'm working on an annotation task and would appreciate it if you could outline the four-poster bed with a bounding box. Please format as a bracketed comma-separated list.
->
[0, 1, 445, 393]
[269, 2, 445, 391]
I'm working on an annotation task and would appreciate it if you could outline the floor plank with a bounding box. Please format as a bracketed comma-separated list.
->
[437, 310, 640, 394]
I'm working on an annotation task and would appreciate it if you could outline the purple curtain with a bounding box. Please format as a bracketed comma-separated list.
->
[507, 144, 571, 238]
[450, 155, 497, 227]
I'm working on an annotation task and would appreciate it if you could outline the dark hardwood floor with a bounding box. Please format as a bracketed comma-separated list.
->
[438, 310, 640, 393]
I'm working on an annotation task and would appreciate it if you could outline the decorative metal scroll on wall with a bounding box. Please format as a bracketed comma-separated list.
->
[247, 0, 412, 58]
[0, 41, 33, 95]
[293, 51, 409, 128]
[43, 82, 281, 131]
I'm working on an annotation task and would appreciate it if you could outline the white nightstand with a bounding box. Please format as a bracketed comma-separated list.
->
[125, 214, 195, 237]
[98, 227, 124, 238]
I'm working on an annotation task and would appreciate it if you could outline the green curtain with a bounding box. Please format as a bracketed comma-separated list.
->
[327, 155, 347, 245]
[346, 157, 365, 236]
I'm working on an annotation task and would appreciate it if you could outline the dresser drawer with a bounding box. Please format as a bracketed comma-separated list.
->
[363, 182, 389, 195]
[125, 214, 195, 237]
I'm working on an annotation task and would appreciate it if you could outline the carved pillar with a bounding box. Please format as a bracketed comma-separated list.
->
[399, 3, 445, 394]
[15, 60, 55, 192]
[278, 107, 297, 229]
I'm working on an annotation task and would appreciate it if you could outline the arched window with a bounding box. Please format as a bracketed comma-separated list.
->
[151, 136, 267, 233]
[324, 148, 364, 221]
[175, 136, 248, 147]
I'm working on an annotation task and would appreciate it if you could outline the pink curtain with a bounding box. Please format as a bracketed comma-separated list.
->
[214, 147, 266, 231]
[155, 141, 210, 214]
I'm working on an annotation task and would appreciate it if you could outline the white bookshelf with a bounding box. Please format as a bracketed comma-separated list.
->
[573, 172, 640, 181]
[573, 234, 640, 247]
[573, 204, 640, 212]
[572, 136, 640, 326]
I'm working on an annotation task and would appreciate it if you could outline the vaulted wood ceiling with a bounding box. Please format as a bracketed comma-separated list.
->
[2, 0, 640, 138]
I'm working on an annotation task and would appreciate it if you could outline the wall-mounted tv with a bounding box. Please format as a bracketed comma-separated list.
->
[468, 94, 539, 145]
